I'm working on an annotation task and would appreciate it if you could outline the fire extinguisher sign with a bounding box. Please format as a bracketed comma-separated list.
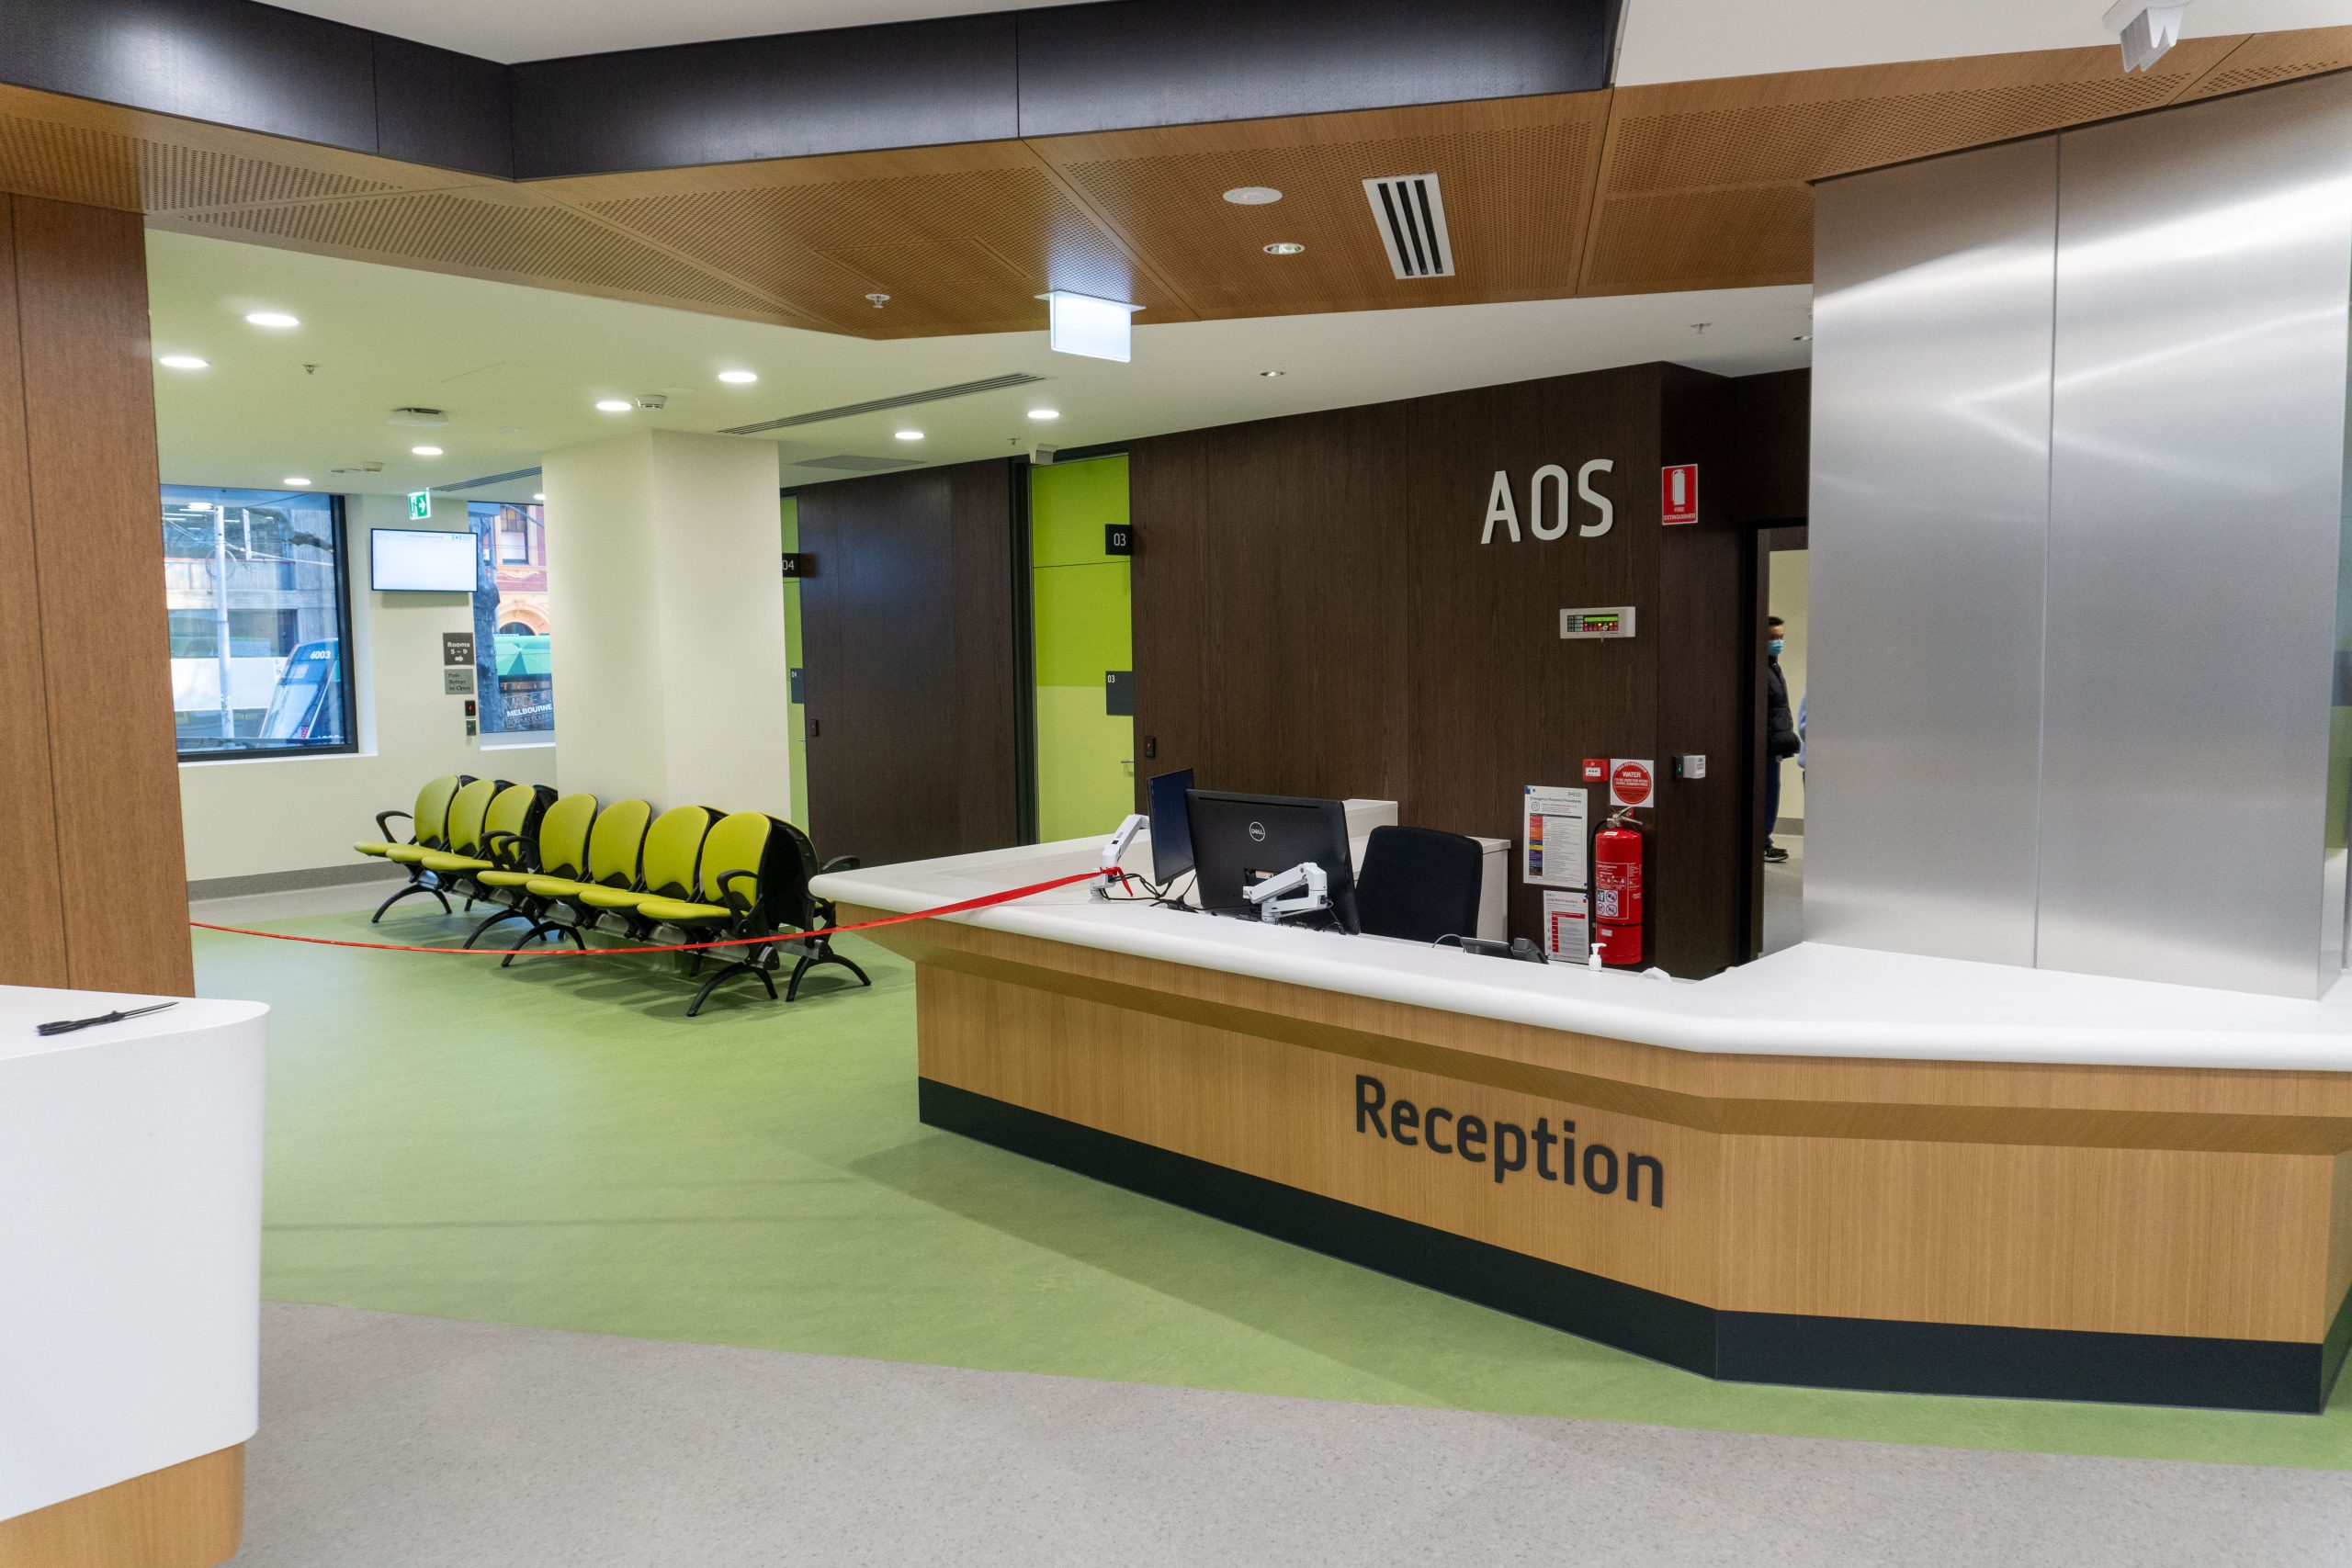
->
[1661, 464, 1698, 525]
[1610, 758, 1655, 809]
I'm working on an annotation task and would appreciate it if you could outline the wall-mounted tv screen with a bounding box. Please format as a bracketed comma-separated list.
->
[370, 528, 476, 592]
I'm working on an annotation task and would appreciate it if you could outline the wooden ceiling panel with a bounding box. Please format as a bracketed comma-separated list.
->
[0, 37, 2341, 335]
[1035, 96, 1611, 319]
[159, 186, 801, 325]
[2179, 27, 2352, 102]
[550, 149, 1177, 337]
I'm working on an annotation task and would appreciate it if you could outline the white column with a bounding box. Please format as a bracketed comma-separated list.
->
[543, 430, 790, 814]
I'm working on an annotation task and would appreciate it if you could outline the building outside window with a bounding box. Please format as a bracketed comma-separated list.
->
[469, 502, 553, 736]
[164, 485, 353, 757]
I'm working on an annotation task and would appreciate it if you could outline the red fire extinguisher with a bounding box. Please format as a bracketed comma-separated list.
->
[1593, 810, 1645, 967]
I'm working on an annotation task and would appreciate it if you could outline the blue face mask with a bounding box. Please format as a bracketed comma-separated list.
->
[1768, 638, 1785, 657]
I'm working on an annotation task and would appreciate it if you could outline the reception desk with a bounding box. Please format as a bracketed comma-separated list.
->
[814, 825, 2352, 1413]
[0, 987, 266, 1568]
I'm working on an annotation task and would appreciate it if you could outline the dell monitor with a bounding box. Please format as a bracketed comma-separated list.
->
[1147, 767, 1196, 884]
[1184, 790, 1360, 934]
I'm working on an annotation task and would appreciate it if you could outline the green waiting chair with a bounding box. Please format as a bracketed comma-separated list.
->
[370, 776, 503, 922]
[463, 793, 598, 949]
[572, 805, 717, 931]
[628, 814, 871, 1016]
[504, 797, 656, 964]
[353, 773, 470, 864]
[412, 783, 553, 910]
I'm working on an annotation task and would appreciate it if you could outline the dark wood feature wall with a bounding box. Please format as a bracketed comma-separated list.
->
[1134, 363, 1800, 977]
[0, 195, 193, 997]
[797, 459, 1022, 867]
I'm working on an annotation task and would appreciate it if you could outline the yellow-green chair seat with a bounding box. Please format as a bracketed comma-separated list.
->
[384, 844, 435, 864]
[353, 840, 399, 857]
[579, 886, 654, 911]
[416, 850, 494, 874]
[357, 774, 464, 863]
[525, 875, 594, 899]
[476, 868, 537, 888]
[634, 896, 732, 924]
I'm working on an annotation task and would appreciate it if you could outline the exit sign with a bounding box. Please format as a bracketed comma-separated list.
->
[408, 491, 433, 520]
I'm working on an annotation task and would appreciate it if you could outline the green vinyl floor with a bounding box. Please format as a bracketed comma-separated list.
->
[199, 902, 2352, 1471]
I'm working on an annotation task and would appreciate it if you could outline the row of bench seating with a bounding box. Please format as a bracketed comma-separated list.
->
[354, 774, 868, 1016]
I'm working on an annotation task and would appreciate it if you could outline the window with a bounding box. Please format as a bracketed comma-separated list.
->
[164, 486, 353, 758]
[469, 502, 553, 739]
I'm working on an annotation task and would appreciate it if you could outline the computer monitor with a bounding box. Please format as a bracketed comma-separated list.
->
[1184, 790, 1360, 934]
[1147, 768, 1196, 884]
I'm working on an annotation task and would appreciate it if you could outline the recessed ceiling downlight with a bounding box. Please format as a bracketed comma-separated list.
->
[895, 429, 924, 441]
[1259, 369, 1284, 378]
[595, 399, 632, 412]
[1262, 242, 1306, 255]
[1028, 409, 1060, 421]
[718, 369, 759, 384]
[245, 310, 300, 329]
[534, 492, 546, 502]
[1224, 186, 1283, 206]
[283, 477, 312, 487]
[411, 445, 443, 457]
[159, 355, 209, 370]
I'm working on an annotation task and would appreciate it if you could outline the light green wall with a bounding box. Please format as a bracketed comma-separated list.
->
[1031, 457, 1134, 841]
[781, 495, 808, 831]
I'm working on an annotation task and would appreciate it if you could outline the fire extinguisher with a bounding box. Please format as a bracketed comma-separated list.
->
[1593, 810, 1645, 967]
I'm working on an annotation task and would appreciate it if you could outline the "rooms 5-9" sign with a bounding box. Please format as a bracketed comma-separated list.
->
[1480, 461, 1616, 544]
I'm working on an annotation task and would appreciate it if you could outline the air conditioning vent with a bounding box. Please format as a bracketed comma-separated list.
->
[388, 406, 448, 427]
[722, 373, 1047, 436]
[1363, 174, 1454, 280]
[793, 454, 927, 472]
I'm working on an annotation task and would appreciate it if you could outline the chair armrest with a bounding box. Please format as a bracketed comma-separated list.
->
[482, 830, 533, 871]
[820, 855, 860, 874]
[375, 809, 414, 843]
[718, 869, 760, 909]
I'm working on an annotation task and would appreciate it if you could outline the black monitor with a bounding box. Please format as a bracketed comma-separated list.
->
[1148, 768, 1196, 883]
[1184, 790, 1360, 934]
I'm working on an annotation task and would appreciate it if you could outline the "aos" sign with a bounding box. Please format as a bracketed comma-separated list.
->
[1480, 461, 1616, 545]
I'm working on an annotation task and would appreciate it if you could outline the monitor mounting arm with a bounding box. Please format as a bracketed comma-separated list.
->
[1091, 813, 1148, 899]
[1243, 861, 1330, 924]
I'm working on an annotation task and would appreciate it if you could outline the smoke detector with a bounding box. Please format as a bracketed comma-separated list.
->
[387, 407, 447, 427]
[635, 393, 669, 411]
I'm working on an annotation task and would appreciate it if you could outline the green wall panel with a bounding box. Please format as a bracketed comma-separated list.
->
[1030, 457, 1133, 842]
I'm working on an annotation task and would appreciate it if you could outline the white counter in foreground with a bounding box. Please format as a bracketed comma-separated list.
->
[0, 987, 267, 1525]
[813, 832, 2352, 1073]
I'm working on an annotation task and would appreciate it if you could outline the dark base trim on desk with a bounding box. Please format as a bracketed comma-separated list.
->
[919, 1077, 2348, 1414]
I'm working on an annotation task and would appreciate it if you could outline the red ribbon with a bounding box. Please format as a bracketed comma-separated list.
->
[191, 867, 1128, 957]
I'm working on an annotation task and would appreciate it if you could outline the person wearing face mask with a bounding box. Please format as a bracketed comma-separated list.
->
[1763, 615, 1800, 863]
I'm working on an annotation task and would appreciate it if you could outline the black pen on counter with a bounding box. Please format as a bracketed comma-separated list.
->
[35, 1001, 178, 1037]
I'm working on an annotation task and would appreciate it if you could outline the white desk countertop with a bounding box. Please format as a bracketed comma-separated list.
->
[0, 987, 267, 1522]
[813, 830, 2352, 1074]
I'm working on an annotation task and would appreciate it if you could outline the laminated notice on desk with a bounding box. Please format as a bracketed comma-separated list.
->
[1543, 890, 1590, 962]
[1522, 785, 1589, 887]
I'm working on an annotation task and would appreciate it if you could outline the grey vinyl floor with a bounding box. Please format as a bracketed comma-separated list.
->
[232, 1303, 2351, 1568]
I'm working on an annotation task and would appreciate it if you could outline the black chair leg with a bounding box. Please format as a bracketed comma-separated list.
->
[785, 953, 814, 1002]
[373, 878, 450, 923]
[503, 919, 561, 967]
[464, 908, 531, 948]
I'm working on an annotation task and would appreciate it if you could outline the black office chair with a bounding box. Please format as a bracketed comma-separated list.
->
[1353, 825, 1485, 944]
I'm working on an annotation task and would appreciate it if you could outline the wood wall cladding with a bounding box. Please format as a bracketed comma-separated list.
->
[1133, 362, 1792, 977]
[7, 38, 2352, 335]
[0, 1444, 244, 1568]
[797, 460, 1021, 868]
[0, 196, 194, 998]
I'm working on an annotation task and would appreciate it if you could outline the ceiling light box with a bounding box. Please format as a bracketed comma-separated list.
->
[1041, 291, 1142, 363]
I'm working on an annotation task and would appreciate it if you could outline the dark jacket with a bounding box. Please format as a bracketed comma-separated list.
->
[1766, 659, 1800, 760]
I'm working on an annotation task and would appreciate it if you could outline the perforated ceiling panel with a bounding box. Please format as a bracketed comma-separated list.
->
[1038, 97, 1611, 319]
[165, 187, 796, 321]
[1577, 39, 2250, 297]
[0, 37, 2341, 333]
[2178, 26, 2352, 102]
[559, 152, 1170, 336]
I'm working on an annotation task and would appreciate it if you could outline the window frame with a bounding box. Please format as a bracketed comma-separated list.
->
[173, 492, 360, 764]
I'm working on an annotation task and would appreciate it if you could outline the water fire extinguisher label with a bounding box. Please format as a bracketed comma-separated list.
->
[1609, 759, 1655, 809]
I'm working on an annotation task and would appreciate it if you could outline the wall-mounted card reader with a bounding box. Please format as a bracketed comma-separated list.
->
[1560, 606, 1636, 639]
